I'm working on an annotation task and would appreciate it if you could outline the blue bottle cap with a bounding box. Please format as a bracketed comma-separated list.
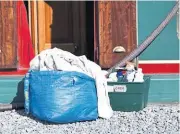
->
[117, 71, 123, 77]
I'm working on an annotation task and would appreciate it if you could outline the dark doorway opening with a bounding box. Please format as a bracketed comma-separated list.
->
[86, 1, 94, 61]
[23, 1, 95, 61]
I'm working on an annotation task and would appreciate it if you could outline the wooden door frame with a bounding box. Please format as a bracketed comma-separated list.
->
[28, 1, 86, 55]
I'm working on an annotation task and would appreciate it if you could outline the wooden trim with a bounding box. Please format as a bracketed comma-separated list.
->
[34, 1, 38, 54]
[28, 1, 31, 36]
[28, 1, 47, 54]
[37, 1, 46, 53]
[29, 1, 34, 49]
[28, 0, 38, 55]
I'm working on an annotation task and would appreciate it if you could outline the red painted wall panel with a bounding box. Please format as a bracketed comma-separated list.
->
[139, 64, 179, 74]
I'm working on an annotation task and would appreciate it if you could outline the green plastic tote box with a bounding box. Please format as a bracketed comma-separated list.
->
[107, 76, 151, 112]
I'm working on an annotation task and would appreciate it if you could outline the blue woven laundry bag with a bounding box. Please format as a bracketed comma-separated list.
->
[24, 70, 98, 123]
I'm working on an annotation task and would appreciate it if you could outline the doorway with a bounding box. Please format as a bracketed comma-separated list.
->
[27, 1, 94, 60]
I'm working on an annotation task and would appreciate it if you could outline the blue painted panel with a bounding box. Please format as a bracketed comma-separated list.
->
[148, 74, 179, 102]
[138, 1, 179, 60]
[0, 76, 24, 103]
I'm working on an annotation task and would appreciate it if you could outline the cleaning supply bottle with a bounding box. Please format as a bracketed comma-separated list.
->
[134, 68, 144, 82]
[117, 70, 124, 82]
[126, 70, 136, 82]
[124, 62, 136, 82]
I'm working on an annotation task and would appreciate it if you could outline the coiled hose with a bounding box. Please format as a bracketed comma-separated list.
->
[106, 1, 179, 76]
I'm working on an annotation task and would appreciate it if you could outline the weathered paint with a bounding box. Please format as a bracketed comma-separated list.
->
[0, 74, 179, 104]
[97, 1, 137, 68]
[0, 1, 18, 68]
[0, 1, 34, 75]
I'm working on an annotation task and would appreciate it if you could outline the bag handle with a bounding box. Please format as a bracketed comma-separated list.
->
[24, 72, 30, 114]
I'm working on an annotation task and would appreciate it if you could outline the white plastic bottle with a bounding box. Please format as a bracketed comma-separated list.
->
[126, 70, 135, 82]
[134, 68, 144, 82]
[125, 63, 136, 82]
